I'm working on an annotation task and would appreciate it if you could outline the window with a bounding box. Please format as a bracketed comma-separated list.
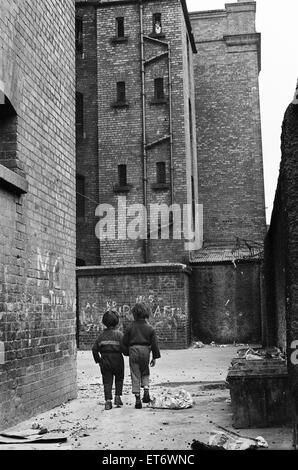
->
[156, 162, 166, 184]
[189, 99, 193, 148]
[76, 18, 83, 54]
[116, 17, 125, 38]
[76, 174, 85, 218]
[0, 96, 18, 172]
[118, 164, 127, 186]
[76, 92, 84, 138]
[154, 78, 164, 101]
[76, 258, 86, 267]
[116, 81, 126, 103]
[153, 13, 162, 35]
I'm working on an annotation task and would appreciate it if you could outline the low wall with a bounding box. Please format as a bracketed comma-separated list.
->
[190, 262, 262, 344]
[76, 264, 191, 349]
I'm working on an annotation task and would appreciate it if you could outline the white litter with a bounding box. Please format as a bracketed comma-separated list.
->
[149, 389, 193, 410]
[209, 431, 268, 450]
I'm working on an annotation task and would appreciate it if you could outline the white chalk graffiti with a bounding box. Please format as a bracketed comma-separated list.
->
[80, 295, 185, 336]
[37, 249, 64, 289]
[0, 342, 5, 365]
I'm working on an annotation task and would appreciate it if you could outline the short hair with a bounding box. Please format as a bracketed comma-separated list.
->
[102, 310, 119, 328]
[131, 302, 150, 320]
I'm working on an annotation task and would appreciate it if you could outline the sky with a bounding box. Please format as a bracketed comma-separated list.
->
[186, 0, 298, 223]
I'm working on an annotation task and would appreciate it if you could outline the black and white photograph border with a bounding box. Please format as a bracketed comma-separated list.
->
[0, 0, 297, 459]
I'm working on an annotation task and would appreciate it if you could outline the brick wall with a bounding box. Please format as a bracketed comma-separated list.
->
[0, 0, 76, 430]
[76, 0, 199, 266]
[190, 1, 266, 247]
[190, 262, 262, 344]
[76, 5, 101, 266]
[264, 102, 298, 410]
[77, 264, 191, 349]
[263, 182, 286, 351]
[264, 103, 298, 355]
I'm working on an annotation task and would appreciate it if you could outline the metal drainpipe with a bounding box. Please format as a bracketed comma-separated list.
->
[139, 0, 149, 263]
[168, 45, 174, 206]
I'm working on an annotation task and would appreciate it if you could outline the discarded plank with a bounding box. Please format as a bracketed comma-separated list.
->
[0, 433, 67, 445]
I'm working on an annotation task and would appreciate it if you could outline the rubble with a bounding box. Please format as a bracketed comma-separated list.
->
[149, 389, 193, 410]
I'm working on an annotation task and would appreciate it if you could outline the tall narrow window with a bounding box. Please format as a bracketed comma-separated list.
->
[116, 17, 125, 38]
[191, 175, 195, 226]
[118, 164, 127, 186]
[76, 18, 83, 54]
[154, 78, 164, 101]
[116, 81, 126, 103]
[156, 162, 166, 184]
[153, 13, 162, 35]
[189, 99, 193, 149]
[76, 174, 85, 218]
[0, 96, 18, 172]
[76, 92, 84, 138]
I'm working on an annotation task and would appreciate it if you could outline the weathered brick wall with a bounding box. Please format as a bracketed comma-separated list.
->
[190, 2, 266, 247]
[87, 0, 199, 265]
[190, 262, 262, 344]
[264, 102, 298, 411]
[0, 0, 76, 430]
[263, 182, 286, 351]
[76, 5, 101, 266]
[77, 264, 191, 349]
[264, 103, 298, 357]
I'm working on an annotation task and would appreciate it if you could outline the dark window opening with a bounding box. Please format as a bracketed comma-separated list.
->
[76, 18, 83, 54]
[116, 17, 125, 38]
[191, 175, 195, 226]
[116, 81, 126, 103]
[153, 13, 162, 35]
[76, 258, 86, 267]
[189, 99, 193, 149]
[0, 95, 18, 172]
[76, 174, 85, 218]
[76, 92, 84, 138]
[118, 164, 127, 186]
[156, 162, 166, 184]
[154, 78, 164, 101]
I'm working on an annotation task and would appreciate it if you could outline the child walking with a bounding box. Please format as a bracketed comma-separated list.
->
[122, 302, 161, 409]
[92, 310, 125, 411]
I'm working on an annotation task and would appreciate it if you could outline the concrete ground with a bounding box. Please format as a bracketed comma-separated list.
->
[0, 346, 293, 450]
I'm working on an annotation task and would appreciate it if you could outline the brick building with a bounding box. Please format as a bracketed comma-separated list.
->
[76, 0, 199, 266]
[262, 86, 298, 438]
[189, 1, 266, 344]
[0, 1, 76, 429]
[76, 0, 266, 347]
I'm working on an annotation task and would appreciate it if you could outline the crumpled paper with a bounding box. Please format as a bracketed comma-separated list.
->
[209, 431, 268, 450]
[149, 389, 193, 410]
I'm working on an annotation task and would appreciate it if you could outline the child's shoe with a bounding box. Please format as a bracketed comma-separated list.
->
[105, 400, 112, 410]
[135, 395, 142, 409]
[114, 395, 123, 407]
[142, 389, 151, 403]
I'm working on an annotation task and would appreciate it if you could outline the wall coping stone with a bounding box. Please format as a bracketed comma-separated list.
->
[76, 263, 192, 277]
[0, 164, 28, 194]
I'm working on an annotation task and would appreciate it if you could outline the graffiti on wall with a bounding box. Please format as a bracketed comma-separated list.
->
[80, 293, 186, 342]
[0, 342, 4, 365]
[37, 249, 76, 316]
[37, 248, 64, 289]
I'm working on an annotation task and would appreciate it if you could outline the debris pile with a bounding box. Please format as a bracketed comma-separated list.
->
[191, 428, 268, 451]
[149, 389, 193, 410]
[236, 346, 285, 361]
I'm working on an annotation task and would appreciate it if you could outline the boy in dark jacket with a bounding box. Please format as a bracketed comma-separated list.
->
[92, 310, 124, 411]
[122, 302, 161, 409]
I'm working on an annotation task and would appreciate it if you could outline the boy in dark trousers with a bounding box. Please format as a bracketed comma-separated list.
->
[92, 310, 125, 411]
[122, 302, 161, 409]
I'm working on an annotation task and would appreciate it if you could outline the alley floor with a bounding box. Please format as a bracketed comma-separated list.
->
[0, 346, 293, 451]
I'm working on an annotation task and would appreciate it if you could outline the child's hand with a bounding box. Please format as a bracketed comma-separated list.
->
[150, 359, 156, 367]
